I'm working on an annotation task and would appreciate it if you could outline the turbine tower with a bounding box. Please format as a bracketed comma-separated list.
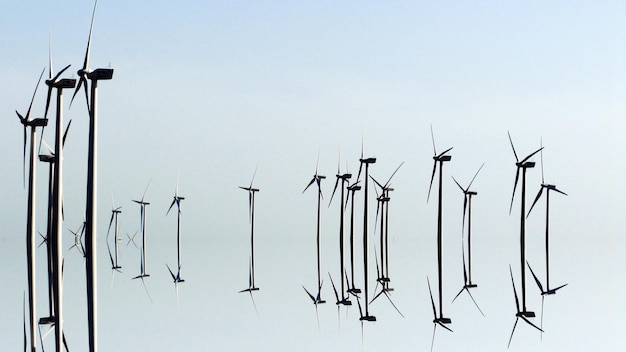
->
[328, 156, 351, 306]
[70, 2, 114, 350]
[16, 68, 46, 352]
[451, 163, 485, 316]
[166, 180, 185, 284]
[427, 126, 452, 327]
[302, 157, 326, 305]
[507, 131, 542, 319]
[239, 167, 260, 293]
[356, 147, 376, 322]
[44, 46, 76, 352]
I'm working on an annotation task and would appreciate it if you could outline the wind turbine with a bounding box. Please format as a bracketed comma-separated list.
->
[508, 265, 543, 348]
[328, 156, 352, 306]
[132, 182, 151, 281]
[345, 181, 362, 296]
[70, 2, 115, 350]
[428, 276, 452, 351]
[370, 162, 403, 292]
[356, 144, 376, 322]
[37, 124, 71, 331]
[427, 126, 452, 327]
[239, 167, 260, 293]
[106, 200, 122, 272]
[508, 132, 543, 319]
[302, 157, 326, 305]
[451, 163, 485, 316]
[526, 146, 568, 335]
[44, 39, 76, 352]
[16, 67, 46, 352]
[166, 180, 185, 284]
[38, 148, 55, 327]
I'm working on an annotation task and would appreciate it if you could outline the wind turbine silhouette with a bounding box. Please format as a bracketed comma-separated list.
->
[526, 145, 568, 335]
[16, 67, 46, 352]
[427, 126, 452, 328]
[507, 131, 543, 320]
[132, 182, 151, 290]
[166, 180, 185, 285]
[370, 162, 403, 293]
[239, 166, 260, 294]
[508, 265, 543, 348]
[345, 181, 362, 296]
[356, 142, 376, 322]
[70, 2, 115, 350]
[428, 276, 452, 351]
[302, 156, 326, 305]
[328, 155, 352, 306]
[450, 163, 485, 316]
[106, 199, 122, 272]
[44, 39, 76, 352]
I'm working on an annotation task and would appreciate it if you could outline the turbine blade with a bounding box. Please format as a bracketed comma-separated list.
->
[526, 187, 544, 218]
[302, 286, 315, 302]
[22, 124, 27, 187]
[552, 283, 568, 292]
[437, 147, 453, 158]
[107, 211, 115, 238]
[507, 131, 519, 162]
[84, 0, 98, 71]
[302, 177, 315, 194]
[539, 138, 545, 184]
[451, 287, 465, 304]
[507, 317, 519, 348]
[427, 276, 437, 318]
[526, 262, 545, 293]
[384, 161, 404, 187]
[521, 147, 544, 164]
[370, 176, 384, 191]
[430, 124, 437, 155]
[70, 77, 85, 108]
[166, 198, 176, 215]
[427, 161, 437, 202]
[328, 177, 340, 207]
[166, 264, 176, 281]
[328, 273, 339, 302]
[437, 321, 453, 332]
[430, 324, 436, 352]
[509, 167, 520, 214]
[62, 120, 72, 147]
[520, 315, 543, 332]
[451, 176, 464, 192]
[51, 64, 71, 83]
[465, 289, 485, 316]
[553, 187, 568, 196]
[509, 265, 520, 312]
[466, 162, 485, 190]
[27, 68, 45, 119]
[383, 291, 405, 318]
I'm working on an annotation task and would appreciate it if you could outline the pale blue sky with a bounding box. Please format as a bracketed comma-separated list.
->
[1, 1, 624, 351]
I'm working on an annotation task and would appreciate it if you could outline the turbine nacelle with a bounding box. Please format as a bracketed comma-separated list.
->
[47, 78, 77, 89]
[87, 68, 114, 80]
[518, 161, 536, 168]
[360, 157, 376, 164]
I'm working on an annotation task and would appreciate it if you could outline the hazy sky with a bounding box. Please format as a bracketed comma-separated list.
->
[1, 1, 624, 351]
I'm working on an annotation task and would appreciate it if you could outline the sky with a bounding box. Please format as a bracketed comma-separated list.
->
[1, 1, 625, 351]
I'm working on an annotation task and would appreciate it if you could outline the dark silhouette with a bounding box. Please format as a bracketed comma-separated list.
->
[508, 266, 543, 348]
[328, 156, 352, 306]
[451, 163, 485, 316]
[239, 167, 260, 293]
[507, 131, 542, 320]
[428, 126, 452, 328]
[302, 157, 326, 305]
